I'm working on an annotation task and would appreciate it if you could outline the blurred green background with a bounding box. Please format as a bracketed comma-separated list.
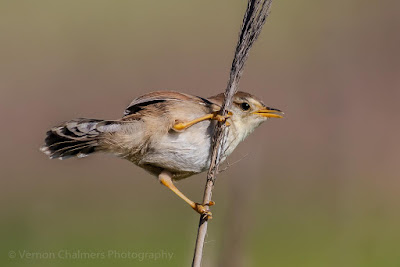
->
[1, 0, 399, 266]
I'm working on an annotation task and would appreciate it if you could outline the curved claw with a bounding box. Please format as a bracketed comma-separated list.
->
[201, 211, 212, 220]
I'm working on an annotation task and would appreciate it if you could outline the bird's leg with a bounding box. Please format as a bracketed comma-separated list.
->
[158, 170, 214, 219]
[173, 111, 232, 131]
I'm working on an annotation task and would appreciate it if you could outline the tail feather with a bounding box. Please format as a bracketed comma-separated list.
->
[41, 118, 121, 159]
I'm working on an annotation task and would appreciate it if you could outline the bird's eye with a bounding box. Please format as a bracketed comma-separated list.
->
[240, 102, 250, 111]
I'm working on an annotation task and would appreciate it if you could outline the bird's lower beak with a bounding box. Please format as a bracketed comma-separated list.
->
[252, 107, 284, 118]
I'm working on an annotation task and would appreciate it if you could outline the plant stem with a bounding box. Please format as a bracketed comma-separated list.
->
[191, 1, 273, 266]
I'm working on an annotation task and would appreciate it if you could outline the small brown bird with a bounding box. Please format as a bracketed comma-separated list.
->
[41, 91, 282, 218]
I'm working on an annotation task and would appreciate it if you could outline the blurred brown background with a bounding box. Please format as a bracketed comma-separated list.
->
[1, 0, 399, 266]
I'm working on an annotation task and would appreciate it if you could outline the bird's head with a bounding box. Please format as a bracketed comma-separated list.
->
[222, 91, 283, 139]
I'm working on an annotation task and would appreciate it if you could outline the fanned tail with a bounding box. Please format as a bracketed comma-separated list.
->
[40, 118, 122, 159]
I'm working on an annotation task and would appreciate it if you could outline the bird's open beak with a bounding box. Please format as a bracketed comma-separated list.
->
[252, 107, 284, 119]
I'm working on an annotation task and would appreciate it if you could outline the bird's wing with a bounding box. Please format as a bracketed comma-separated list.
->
[122, 91, 220, 119]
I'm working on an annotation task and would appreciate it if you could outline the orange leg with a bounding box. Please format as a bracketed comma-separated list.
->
[159, 170, 214, 219]
[173, 112, 231, 131]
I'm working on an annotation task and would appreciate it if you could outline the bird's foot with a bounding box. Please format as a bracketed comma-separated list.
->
[193, 201, 215, 220]
[213, 112, 232, 126]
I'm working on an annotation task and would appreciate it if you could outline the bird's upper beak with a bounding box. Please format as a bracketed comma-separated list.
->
[252, 107, 284, 118]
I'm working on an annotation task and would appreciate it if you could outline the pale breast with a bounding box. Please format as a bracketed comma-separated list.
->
[139, 120, 214, 175]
